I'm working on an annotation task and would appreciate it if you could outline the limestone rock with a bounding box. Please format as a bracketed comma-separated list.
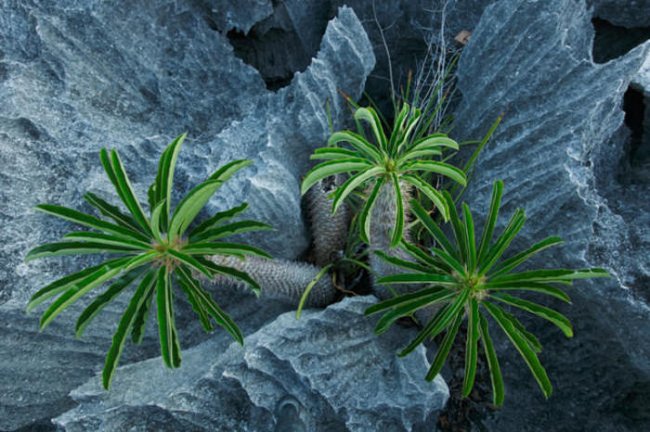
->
[55, 297, 449, 432]
[0, 2, 375, 429]
[452, 0, 650, 430]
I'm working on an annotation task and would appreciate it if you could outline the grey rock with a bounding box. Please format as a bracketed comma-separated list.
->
[0, 287, 292, 432]
[589, 0, 650, 28]
[631, 51, 650, 175]
[206, 0, 274, 33]
[453, 0, 650, 430]
[55, 296, 449, 431]
[0, 2, 375, 430]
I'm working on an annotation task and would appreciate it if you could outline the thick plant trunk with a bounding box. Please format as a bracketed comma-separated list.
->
[368, 180, 414, 299]
[368, 180, 437, 325]
[304, 175, 351, 267]
[205, 177, 351, 309]
[207, 256, 337, 307]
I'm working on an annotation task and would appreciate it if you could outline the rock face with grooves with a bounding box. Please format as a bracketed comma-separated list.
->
[0, 2, 375, 430]
[55, 296, 449, 432]
[452, 0, 650, 430]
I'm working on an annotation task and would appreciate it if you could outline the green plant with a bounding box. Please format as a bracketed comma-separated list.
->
[25, 133, 271, 389]
[300, 103, 467, 248]
[365, 180, 608, 405]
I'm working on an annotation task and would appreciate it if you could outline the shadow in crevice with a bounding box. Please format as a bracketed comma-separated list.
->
[226, 3, 334, 91]
[591, 18, 650, 64]
[621, 86, 650, 184]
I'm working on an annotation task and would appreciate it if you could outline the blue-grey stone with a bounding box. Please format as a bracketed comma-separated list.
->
[453, 0, 650, 430]
[55, 296, 449, 432]
[0, 2, 375, 430]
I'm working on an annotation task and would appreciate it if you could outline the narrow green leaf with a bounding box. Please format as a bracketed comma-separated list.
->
[409, 200, 456, 256]
[485, 281, 571, 303]
[388, 103, 411, 150]
[477, 180, 504, 262]
[156, 268, 176, 368]
[196, 256, 261, 294]
[394, 107, 422, 154]
[375, 291, 454, 335]
[491, 293, 574, 338]
[358, 178, 383, 244]
[166, 249, 211, 277]
[176, 266, 243, 344]
[169, 179, 223, 238]
[454, 114, 503, 198]
[399, 289, 470, 357]
[444, 191, 468, 262]
[300, 159, 372, 195]
[490, 236, 564, 277]
[397, 148, 443, 164]
[208, 159, 252, 182]
[389, 173, 405, 248]
[189, 202, 249, 237]
[176, 266, 215, 332]
[365, 286, 452, 316]
[296, 265, 331, 319]
[190, 220, 273, 243]
[102, 270, 157, 389]
[100, 148, 121, 199]
[39, 257, 130, 329]
[131, 285, 155, 344]
[373, 250, 431, 273]
[328, 130, 383, 163]
[377, 273, 456, 287]
[354, 107, 387, 151]
[310, 147, 358, 161]
[155, 133, 186, 230]
[109, 150, 152, 234]
[332, 167, 384, 214]
[491, 268, 609, 284]
[402, 175, 448, 221]
[75, 269, 143, 338]
[402, 160, 467, 186]
[123, 251, 159, 272]
[462, 203, 477, 273]
[425, 310, 464, 381]
[27, 258, 125, 311]
[429, 247, 466, 278]
[25, 241, 138, 261]
[83, 192, 143, 234]
[182, 242, 271, 259]
[462, 299, 480, 396]
[479, 209, 526, 276]
[150, 200, 166, 244]
[496, 306, 543, 353]
[399, 241, 448, 272]
[410, 135, 460, 153]
[63, 231, 151, 250]
[483, 301, 552, 398]
[34, 204, 150, 243]
[478, 312, 505, 406]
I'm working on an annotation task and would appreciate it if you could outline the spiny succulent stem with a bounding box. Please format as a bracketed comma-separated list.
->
[206, 255, 338, 308]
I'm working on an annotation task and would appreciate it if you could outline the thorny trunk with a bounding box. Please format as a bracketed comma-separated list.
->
[207, 256, 337, 307]
[368, 180, 413, 299]
[304, 174, 351, 267]
[205, 177, 350, 308]
[368, 179, 437, 324]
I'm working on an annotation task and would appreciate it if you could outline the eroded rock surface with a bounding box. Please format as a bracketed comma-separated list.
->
[55, 296, 449, 432]
[453, 0, 650, 430]
[0, 2, 375, 430]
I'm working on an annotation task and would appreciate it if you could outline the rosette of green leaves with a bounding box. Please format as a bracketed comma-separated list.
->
[25, 133, 271, 389]
[301, 103, 467, 247]
[365, 180, 608, 405]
